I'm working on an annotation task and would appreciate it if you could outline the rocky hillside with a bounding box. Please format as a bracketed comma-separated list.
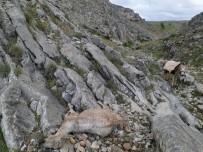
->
[0, 0, 203, 152]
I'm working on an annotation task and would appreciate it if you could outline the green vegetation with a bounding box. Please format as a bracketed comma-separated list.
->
[78, 104, 88, 112]
[92, 60, 101, 72]
[9, 44, 23, 65]
[74, 32, 86, 39]
[24, 10, 34, 25]
[116, 94, 125, 104]
[149, 20, 188, 32]
[123, 41, 133, 48]
[0, 129, 8, 152]
[152, 50, 167, 59]
[54, 56, 86, 76]
[106, 79, 118, 94]
[0, 63, 11, 78]
[160, 22, 165, 29]
[146, 62, 161, 75]
[36, 20, 49, 31]
[44, 64, 57, 89]
[14, 67, 22, 77]
[82, 24, 110, 40]
[42, 4, 74, 37]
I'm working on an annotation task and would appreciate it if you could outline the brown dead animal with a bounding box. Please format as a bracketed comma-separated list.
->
[163, 60, 184, 86]
[43, 105, 128, 149]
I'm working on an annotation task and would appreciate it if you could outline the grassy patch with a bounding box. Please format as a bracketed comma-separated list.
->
[14, 67, 22, 77]
[74, 32, 86, 39]
[44, 64, 57, 89]
[8, 44, 23, 65]
[0, 63, 11, 78]
[123, 41, 133, 48]
[146, 62, 161, 75]
[42, 4, 74, 37]
[152, 50, 167, 59]
[54, 57, 86, 76]
[0, 129, 8, 152]
[92, 60, 101, 72]
[116, 94, 125, 104]
[24, 6, 37, 25]
[82, 24, 110, 40]
[36, 20, 49, 31]
[106, 79, 118, 94]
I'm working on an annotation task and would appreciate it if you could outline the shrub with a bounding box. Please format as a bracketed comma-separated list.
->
[123, 41, 133, 48]
[160, 22, 165, 29]
[0, 129, 8, 152]
[44, 64, 57, 80]
[92, 60, 101, 72]
[116, 94, 125, 104]
[9, 44, 23, 65]
[0, 64, 10, 78]
[74, 32, 86, 39]
[14, 67, 22, 77]
[24, 11, 33, 25]
[36, 20, 48, 31]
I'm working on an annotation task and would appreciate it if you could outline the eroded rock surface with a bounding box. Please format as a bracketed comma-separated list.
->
[152, 102, 203, 152]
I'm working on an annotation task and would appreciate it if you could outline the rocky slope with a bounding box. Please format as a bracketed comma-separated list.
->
[0, 0, 203, 152]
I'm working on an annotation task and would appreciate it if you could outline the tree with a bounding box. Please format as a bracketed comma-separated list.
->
[160, 22, 165, 29]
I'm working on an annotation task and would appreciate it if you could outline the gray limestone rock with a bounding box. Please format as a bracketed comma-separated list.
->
[16, 25, 46, 66]
[60, 43, 91, 72]
[34, 29, 60, 58]
[195, 82, 203, 95]
[4, 2, 26, 26]
[0, 82, 36, 150]
[180, 73, 195, 85]
[122, 63, 151, 88]
[87, 71, 116, 106]
[152, 102, 203, 152]
[55, 68, 100, 110]
[84, 43, 153, 112]
[20, 81, 66, 135]
[154, 81, 202, 128]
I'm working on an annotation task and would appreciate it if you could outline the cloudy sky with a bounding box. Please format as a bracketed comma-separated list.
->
[109, 0, 203, 21]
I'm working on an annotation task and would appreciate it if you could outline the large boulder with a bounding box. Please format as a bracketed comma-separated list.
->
[152, 102, 203, 152]
[55, 68, 100, 110]
[0, 82, 36, 150]
[87, 71, 116, 106]
[84, 43, 153, 111]
[60, 43, 91, 72]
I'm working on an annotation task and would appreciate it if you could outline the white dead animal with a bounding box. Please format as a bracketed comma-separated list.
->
[163, 60, 183, 86]
[43, 105, 128, 149]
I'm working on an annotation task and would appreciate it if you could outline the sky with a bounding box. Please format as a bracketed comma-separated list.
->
[109, 0, 203, 21]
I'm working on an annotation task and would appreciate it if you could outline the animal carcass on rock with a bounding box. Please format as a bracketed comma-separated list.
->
[44, 108, 127, 149]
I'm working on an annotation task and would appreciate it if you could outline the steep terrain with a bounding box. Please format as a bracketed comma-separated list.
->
[0, 0, 203, 152]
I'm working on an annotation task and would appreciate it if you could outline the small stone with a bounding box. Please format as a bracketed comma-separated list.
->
[131, 145, 137, 151]
[85, 140, 91, 148]
[91, 141, 100, 149]
[78, 134, 88, 141]
[105, 140, 112, 145]
[80, 140, 86, 147]
[101, 147, 108, 152]
[74, 143, 85, 152]
[21, 144, 27, 151]
[197, 105, 203, 110]
[60, 142, 74, 152]
[123, 143, 131, 150]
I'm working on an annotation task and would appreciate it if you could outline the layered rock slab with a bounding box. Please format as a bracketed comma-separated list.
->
[152, 102, 203, 152]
